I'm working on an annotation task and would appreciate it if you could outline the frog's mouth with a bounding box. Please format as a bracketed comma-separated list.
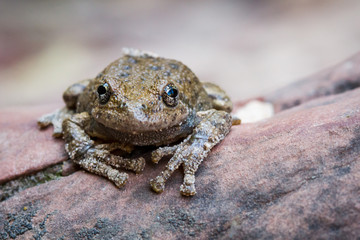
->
[91, 104, 191, 133]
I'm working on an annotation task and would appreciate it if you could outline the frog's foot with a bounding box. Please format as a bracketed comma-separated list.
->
[149, 145, 201, 196]
[38, 107, 74, 137]
[150, 109, 232, 196]
[77, 148, 128, 188]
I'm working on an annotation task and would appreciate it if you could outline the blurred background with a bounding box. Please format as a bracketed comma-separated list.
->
[1, 0, 360, 108]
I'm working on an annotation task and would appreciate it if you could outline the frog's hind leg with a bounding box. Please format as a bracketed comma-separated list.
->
[62, 79, 92, 109]
[202, 82, 233, 113]
[202, 82, 241, 126]
[150, 109, 232, 196]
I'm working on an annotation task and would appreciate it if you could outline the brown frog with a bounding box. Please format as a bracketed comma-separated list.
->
[38, 48, 240, 196]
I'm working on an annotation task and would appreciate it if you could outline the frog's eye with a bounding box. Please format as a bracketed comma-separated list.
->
[162, 83, 178, 107]
[97, 83, 111, 104]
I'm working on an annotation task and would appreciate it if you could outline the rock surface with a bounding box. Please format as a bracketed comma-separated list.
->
[1, 56, 360, 239]
[0, 105, 66, 184]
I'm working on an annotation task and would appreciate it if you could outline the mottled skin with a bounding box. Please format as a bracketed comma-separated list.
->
[38, 49, 240, 196]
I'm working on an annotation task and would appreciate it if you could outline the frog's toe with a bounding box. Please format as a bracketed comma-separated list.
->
[231, 115, 241, 125]
[37, 113, 52, 128]
[180, 173, 196, 196]
[150, 176, 166, 193]
[111, 171, 128, 188]
[52, 125, 63, 137]
[128, 157, 145, 173]
[151, 151, 163, 164]
[180, 184, 196, 196]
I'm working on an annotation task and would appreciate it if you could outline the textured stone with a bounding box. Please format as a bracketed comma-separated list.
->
[265, 52, 360, 112]
[0, 105, 67, 184]
[0, 86, 359, 239]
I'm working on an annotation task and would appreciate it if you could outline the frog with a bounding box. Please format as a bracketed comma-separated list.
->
[38, 48, 240, 196]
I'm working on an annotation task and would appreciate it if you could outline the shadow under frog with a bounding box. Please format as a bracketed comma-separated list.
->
[38, 48, 240, 196]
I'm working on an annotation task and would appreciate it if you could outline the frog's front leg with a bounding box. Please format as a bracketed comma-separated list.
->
[62, 112, 145, 188]
[37, 79, 92, 137]
[150, 109, 232, 196]
[151, 145, 178, 164]
[38, 107, 74, 137]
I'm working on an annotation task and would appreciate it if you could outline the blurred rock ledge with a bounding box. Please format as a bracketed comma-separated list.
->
[0, 54, 359, 239]
[264, 52, 360, 113]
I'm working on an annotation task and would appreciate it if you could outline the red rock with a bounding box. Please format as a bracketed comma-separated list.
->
[0, 86, 359, 239]
[265, 52, 360, 112]
[0, 105, 66, 184]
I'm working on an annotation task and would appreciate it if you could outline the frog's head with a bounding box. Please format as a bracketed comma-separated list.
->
[91, 55, 207, 134]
